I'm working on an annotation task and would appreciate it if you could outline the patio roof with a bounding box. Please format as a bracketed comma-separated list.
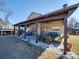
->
[13, 3, 79, 26]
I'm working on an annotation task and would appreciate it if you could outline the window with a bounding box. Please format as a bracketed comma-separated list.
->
[52, 27, 60, 32]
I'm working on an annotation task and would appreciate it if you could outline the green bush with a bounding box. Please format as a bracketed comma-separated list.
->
[57, 37, 62, 43]
[45, 35, 52, 43]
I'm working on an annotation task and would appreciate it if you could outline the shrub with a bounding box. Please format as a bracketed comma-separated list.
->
[45, 35, 52, 43]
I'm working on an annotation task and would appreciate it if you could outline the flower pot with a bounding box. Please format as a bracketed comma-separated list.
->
[67, 43, 72, 51]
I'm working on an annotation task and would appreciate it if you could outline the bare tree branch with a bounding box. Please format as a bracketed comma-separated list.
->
[5, 10, 13, 20]
[0, 0, 13, 22]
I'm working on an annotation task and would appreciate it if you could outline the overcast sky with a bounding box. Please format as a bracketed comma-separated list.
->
[0, 0, 79, 24]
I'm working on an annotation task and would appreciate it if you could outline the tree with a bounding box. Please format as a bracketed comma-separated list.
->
[0, 0, 13, 25]
[5, 10, 13, 25]
[68, 18, 77, 29]
[0, 0, 13, 29]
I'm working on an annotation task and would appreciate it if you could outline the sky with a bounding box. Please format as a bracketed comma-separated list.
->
[0, 0, 79, 24]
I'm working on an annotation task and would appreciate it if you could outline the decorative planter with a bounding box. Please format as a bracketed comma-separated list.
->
[67, 43, 72, 51]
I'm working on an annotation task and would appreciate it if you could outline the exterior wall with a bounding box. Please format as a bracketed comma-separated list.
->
[28, 23, 41, 35]
[28, 20, 64, 35]
[40, 20, 64, 34]
[28, 24, 36, 31]
[27, 12, 41, 20]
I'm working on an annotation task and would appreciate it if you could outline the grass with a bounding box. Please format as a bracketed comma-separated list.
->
[68, 35, 79, 55]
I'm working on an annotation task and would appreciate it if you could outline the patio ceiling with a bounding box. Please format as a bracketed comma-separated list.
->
[13, 3, 79, 27]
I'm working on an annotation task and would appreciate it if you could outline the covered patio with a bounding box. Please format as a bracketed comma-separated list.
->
[13, 3, 79, 54]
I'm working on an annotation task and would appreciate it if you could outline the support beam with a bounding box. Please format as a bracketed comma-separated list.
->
[18, 26, 20, 37]
[24, 25, 27, 39]
[14, 26, 15, 35]
[11, 30, 12, 35]
[1, 31, 2, 36]
[64, 15, 68, 55]
[35, 21, 39, 43]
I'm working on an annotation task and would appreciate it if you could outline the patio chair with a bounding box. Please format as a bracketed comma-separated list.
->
[38, 35, 52, 43]
[48, 32, 59, 37]
[38, 35, 45, 42]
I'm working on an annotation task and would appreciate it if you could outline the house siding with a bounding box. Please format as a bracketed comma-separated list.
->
[28, 20, 64, 34]
[40, 20, 64, 34]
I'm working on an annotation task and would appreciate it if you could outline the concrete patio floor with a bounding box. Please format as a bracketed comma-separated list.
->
[0, 35, 78, 59]
[0, 36, 58, 59]
[0, 36, 45, 59]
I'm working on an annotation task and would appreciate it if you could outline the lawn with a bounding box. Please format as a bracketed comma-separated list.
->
[68, 35, 79, 55]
